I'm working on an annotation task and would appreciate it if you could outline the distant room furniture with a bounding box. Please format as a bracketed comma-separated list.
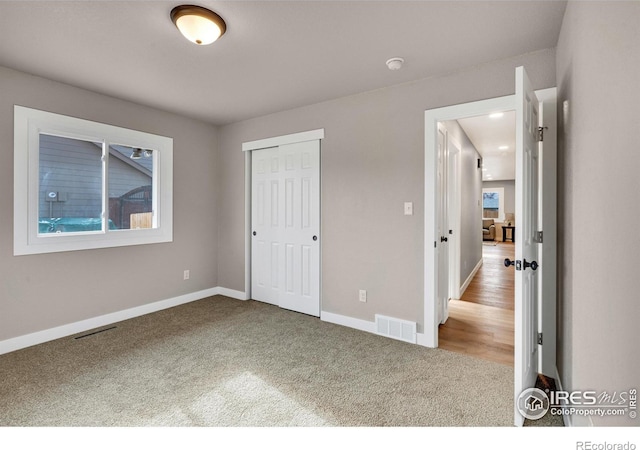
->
[482, 219, 496, 241]
[502, 225, 515, 243]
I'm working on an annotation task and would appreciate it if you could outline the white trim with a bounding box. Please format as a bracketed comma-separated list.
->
[554, 367, 574, 427]
[320, 311, 376, 334]
[537, 87, 558, 379]
[425, 95, 515, 348]
[242, 128, 325, 152]
[552, 367, 594, 427]
[323, 311, 429, 347]
[244, 151, 252, 299]
[217, 287, 249, 300]
[13, 105, 173, 256]
[460, 257, 483, 297]
[416, 333, 428, 346]
[0, 287, 241, 355]
[448, 136, 462, 300]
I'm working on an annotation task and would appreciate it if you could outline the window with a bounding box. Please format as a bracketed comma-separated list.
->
[482, 187, 504, 222]
[14, 106, 173, 255]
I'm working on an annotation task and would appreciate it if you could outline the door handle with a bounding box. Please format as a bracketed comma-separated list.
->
[313, 235, 318, 241]
[504, 258, 522, 270]
[523, 259, 538, 271]
[440, 236, 448, 242]
[504, 258, 515, 268]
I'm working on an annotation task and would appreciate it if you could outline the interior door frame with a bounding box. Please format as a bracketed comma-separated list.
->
[436, 124, 450, 324]
[424, 95, 515, 348]
[447, 135, 462, 301]
[424, 88, 558, 379]
[242, 128, 325, 302]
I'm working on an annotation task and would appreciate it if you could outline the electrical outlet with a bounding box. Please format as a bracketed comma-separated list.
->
[183, 269, 190, 280]
[359, 289, 367, 303]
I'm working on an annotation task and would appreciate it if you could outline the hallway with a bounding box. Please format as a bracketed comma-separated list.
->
[438, 242, 515, 366]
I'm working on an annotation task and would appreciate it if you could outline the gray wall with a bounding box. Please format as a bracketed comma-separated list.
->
[442, 120, 483, 286]
[556, 1, 640, 426]
[0, 66, 219, 341]
[482, 180, 515, 219]
[217, 48, 556, 331]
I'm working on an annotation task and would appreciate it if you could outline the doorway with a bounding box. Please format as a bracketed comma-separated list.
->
[423, 67, 557, 426]
[437, 110, 517, 367]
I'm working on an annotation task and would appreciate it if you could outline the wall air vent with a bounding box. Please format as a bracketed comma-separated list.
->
[375, 314, 417, 344]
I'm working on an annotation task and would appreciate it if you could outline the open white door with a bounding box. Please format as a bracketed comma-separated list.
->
[448, 137, 461, 301]
[437, 125, 449, 323]
[513, 66, 542, 426]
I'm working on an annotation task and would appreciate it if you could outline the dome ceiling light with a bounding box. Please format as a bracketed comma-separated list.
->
[170, 5, 227, 45]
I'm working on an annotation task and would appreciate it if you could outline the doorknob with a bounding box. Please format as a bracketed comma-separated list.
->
[313, 235, 318, 241]
[523, 259, 538, 271]
[252, 231, 256, 236]
[440, 236, 448, 242]
[504, 258, 515, 267]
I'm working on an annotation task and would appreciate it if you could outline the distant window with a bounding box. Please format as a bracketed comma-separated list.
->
[14, 106, 173, 255]
[482, 187, 504, 221]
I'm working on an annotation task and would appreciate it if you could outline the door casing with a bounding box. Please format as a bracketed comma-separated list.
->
[423, 83, 557, 426]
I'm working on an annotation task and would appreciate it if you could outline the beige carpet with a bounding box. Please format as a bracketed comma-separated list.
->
[0, 296, 514, 426]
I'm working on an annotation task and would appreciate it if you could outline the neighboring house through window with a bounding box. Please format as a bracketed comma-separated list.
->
[14, 106, 173, 255]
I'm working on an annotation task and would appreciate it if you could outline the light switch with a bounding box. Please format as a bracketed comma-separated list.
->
[404, 202, 413, 216]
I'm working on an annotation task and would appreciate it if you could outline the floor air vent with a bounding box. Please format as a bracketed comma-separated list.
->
[375, 315, 416, 344]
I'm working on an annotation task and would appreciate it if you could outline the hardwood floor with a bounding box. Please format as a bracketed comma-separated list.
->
[460, 242, 515, 310]
[438, 242, 515, 366]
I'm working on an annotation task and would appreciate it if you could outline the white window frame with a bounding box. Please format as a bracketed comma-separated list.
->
[14, 105, 173, 255]
[482, 186, 505, 222]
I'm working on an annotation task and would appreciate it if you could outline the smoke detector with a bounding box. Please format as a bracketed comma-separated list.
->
[386, 57, 404, 70]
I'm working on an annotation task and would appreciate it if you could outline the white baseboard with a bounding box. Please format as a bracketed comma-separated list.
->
[320, 311, 376, 334]
[322, 311, 431, 348]
[460, 258, 483, 297]
[217, 287, 249, 300]
[554, 367, 594, 427]
[0, 286, 247, 356]
[554, 367, 571, 427]
[416, 332, 429, 347]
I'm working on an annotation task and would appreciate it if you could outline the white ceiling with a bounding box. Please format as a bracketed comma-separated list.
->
[458, 111, 516, 181]
[0, 1, 567, 126]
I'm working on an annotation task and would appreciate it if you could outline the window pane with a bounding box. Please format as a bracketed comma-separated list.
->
[483, 192, 499, 218]
[39, 134, 103, 234]
[107, 145, 155, 230]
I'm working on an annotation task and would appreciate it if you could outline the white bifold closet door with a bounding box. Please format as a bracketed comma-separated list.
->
[251, 140, 320, 317]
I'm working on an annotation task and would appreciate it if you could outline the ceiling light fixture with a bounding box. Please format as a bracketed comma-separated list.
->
[489, 112, 504, 119]
[498, 145, 509, 150]
[386, 57, 404, 71]
[170, 5, 227, 45]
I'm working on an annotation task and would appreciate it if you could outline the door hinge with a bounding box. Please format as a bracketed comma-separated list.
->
[538, 332, 543, 345]
[537, 126, 548, 142]
[536, 231, 543, 243]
